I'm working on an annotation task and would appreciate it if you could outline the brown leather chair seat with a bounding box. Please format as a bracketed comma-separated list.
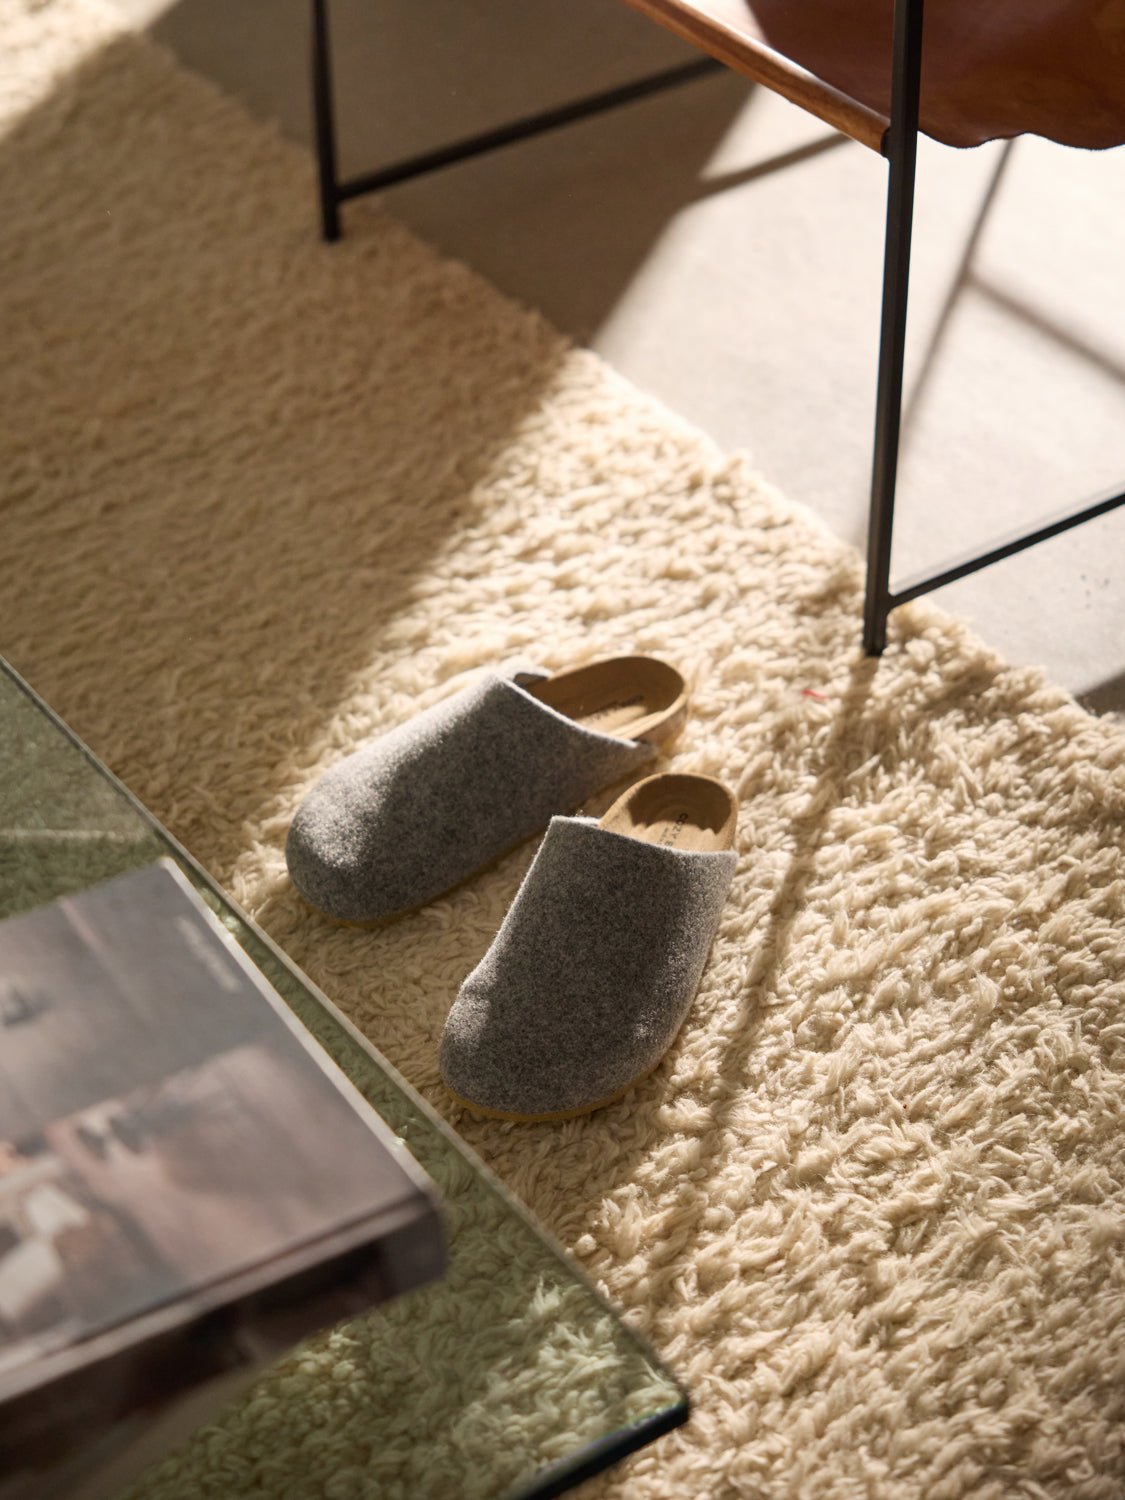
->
[620, 0, 1125, 151]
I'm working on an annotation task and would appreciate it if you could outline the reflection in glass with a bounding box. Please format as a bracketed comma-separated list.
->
[0, 662, 685, 1500]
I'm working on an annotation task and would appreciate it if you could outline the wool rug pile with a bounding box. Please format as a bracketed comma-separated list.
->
[3, 1, 1124, 1495]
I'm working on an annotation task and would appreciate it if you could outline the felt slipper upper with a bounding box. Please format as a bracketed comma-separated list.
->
[440, 814, 737, 1119]
[286, 673, 657, 923]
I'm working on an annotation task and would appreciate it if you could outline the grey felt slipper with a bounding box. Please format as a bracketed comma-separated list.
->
[439, 772, 738, 1121]
[286, 657, 687, 923]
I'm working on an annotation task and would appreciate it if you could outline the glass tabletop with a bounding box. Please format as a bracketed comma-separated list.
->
[0, 659, 687, 1500]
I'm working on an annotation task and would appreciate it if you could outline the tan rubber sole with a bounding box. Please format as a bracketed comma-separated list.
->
[443, 1056, 667, 1124]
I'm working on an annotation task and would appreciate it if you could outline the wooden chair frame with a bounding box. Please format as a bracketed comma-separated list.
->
[310, 0, 1124, 656]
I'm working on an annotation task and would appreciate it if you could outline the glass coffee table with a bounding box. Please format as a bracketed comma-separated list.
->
[0, 659, 687, 1500]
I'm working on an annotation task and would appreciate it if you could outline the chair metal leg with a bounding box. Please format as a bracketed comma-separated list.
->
[311, 0, 341, 242]
[863, 0, 925, 656]
[308, 0, 721, 242]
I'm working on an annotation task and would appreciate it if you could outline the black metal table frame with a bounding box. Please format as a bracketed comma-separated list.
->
[309, 0, 1124, 657]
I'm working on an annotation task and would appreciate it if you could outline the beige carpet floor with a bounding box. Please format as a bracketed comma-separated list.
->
[3, 2, 1125, 1496]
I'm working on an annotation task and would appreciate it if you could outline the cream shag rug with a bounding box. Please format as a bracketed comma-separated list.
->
[3, 2, 1125, 1495]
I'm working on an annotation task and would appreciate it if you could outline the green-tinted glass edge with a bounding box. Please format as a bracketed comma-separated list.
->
[1, 657, 689, 1498]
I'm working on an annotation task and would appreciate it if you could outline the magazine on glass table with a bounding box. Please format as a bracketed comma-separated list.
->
[0, 860, 445, 1499]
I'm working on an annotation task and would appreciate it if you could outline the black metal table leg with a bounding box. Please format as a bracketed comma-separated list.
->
[863, 0, 925, 656]
[311, 0, 341, 242]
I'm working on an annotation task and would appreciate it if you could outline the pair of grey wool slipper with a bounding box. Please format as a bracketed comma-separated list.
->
[286, 657, 738, 1121]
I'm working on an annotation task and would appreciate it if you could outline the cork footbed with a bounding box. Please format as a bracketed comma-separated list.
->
[527, 656, 687, 747]
[456, 772, 738, 1122]
[600, 772, 738, 854]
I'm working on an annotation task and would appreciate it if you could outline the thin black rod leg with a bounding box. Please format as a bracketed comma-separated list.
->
[863, 0, 925, 656]
[311, 0, 341, 242]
